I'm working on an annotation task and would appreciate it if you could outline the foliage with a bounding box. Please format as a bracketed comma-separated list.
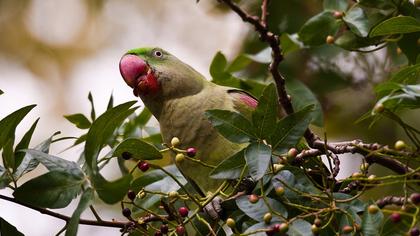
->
[1, 0, 420, 235]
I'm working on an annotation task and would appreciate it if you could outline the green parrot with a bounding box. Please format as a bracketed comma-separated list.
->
[119, 47, 258, 193]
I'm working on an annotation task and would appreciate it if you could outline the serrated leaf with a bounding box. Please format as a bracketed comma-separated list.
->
[205, 109, 256, 143]
[252, 83, 278, 139]
[0, 217, 24, 236]
[0, 104, 36, 149]
[286, 79, 323, 126]
[298, 11, 340, 46]
[65, 188, 94, 236]
[64, 113, 91, 129]
[362, 204, 384, 236]
[84, 101, 137, 171]
[370, 16, 420, 37]
[343, 6, 370, 37]
[113, 138, 162, 160]
[23, 149, 84, 178]
[13, 171, 84, 208]
[270, 105, 314, 153]
[244, 142, 271, 181]
[210, 149, 246, 179]
[14, 118, 39, 169]
[236, 195, 287, 222]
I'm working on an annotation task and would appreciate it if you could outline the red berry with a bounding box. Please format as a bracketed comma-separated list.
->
[248, 194, 259, 204]
[342, 225, 353, 234]
[287, 148, 298, 158]
[176, 225, 185, 235]
[138, 161, 150, 172]
[410, 193, 420, 205]
[390, 212, 401, 223]
[265, 229, 275, 236]
[127, 190, 136, 201]
[122, 152, 132, 160]
[178, 207, 189, 217]
[160, 224, 169, 234]
[333, 11, 343, 19]
[411, 227, 420, 236]
[154, 230, 162, 236]
[186, 147, 197, 157]
[122, 208, 131, 217]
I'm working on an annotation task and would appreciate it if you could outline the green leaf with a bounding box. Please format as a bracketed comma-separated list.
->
[286, 79, 323, 126]
[106, 93, 114, 110]
[362, 204, 384, 236]
[0, 104, 36, 149]
[92, 174, 133, 204]
[0, 89, 3, 95]
[375, 64, 420, 97]
[236, 195, 287, 222]
[270, 105, 314, 153]
[131, 165, 184, 191]
[0, 217, 24, 236]
[209, 51, 228, 79]
[343, 6, 370, 37]
[65, 188, 94, 236]
[226, 55, 252, 73]
[113, 138, 162, 160]
[288, 219, 313, 236]
[243, 221, 281, 236]
[0, 165, 11, 189]
[380, 212, 412, 236]
[134, 107, 152, 127]
[205, 109, 256, 143]
[370, 16, 420, 37]
[23, 149, 84, 177]
[2, 139, 14, 171]
[87, 92, 96, 121]
[64, 113, 91, 129]
[252, 83, 278, 139]
[210, 149, 246, 179]
[280, 33, 303, 56]
[13, 171, 84, 208]
[14, 118, 39, 169]
[298, 11, 339, 46]
[323, 0, 348, 11]
[244, 142, 271, 181]
[398, 32, 420, 64]
[84, 101, 137, 171]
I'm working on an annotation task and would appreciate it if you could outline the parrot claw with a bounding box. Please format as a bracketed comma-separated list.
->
[203, 196, 223, 220]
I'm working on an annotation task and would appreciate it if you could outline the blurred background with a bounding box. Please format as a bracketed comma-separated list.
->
[0, 0, 416, 235]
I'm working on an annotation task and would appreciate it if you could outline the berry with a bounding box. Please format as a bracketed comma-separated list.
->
[410, 193, 420, 205]
[373, 103, 384, 113]
[138, 161, 150, 172]
[333, 11, 343, 19]
[186, 147, 197, 157]
[287, 148, 298, 158]
[160, 224, 169, 234]
[263, 212, 272, 224]
[394, 140, 406, 150]
[367, 175, 377, 181]
[175, 153, 185, 163]
[311, 224, 320, 234]
[122, 208, 131, 217]
[139, 192, 146, 199]
[314, 218, 322, 227]
[178, 207, 189, 217]
[226, 218, 236, 228]
[352, 172, 363, 178]
[273, 164, 284, 173]
[154, 230, 162, 236]
[279, 223, 289, 233]
[326, 35, 335, 44]
[248, 194, 259, 204]
[411, 227, 420, 236]
[122, 152, 132, 160]
[368, 205, 379, 214]
[275, 186, 285, 197]
[342, 225, 353, 234]
[171, 137, 180, 147]
[390, 212, 401, 223]
[360, 163, 369, 172]
[168, 191, 179, 199]
[127, 190, 136, 201]
[176, 225, 185, 235]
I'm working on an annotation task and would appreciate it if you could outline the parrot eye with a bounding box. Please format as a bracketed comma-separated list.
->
[153, 50, 163, 58]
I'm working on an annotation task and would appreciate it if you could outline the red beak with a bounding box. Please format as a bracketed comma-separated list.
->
[119, 54, 148, 88]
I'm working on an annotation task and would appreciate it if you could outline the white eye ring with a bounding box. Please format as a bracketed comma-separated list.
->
[154, 50, 163, 57]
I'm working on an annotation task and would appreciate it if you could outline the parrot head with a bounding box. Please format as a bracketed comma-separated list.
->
[119, 47, 206, 101]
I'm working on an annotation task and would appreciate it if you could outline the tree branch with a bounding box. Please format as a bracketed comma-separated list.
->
[0, 194, 127, 229]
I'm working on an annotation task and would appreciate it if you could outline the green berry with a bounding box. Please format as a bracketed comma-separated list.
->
[175, 153, 185, 163]
[263, 212, 272, 224]
[275, 186, 285, 197]
[394, 140, 406, 150]
[368, 205, 379, 214]
[226, 218, 236, 228]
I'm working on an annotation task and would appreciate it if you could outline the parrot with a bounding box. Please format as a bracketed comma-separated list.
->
[119, 47, 258, 194]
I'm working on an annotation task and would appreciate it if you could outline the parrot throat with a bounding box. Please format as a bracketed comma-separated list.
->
[133, 70, 159, 97]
